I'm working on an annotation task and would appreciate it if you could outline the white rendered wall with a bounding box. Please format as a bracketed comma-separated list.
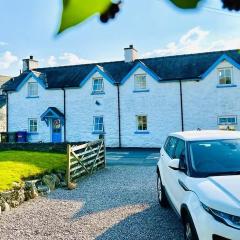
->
[183, 60, 240, 131]
[120, 67, 182, 148]
[8, 76, 64, 142]
[65, 71, 119, 147]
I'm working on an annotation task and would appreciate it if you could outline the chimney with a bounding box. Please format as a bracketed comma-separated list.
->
[124, 45, 138, 63]
[22, 55, 39, 72]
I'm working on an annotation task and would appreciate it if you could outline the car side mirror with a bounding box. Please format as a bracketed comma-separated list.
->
[168, 158, 180, 170]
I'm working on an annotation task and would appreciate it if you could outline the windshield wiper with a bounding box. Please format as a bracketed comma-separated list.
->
[206, 171, 240, 177]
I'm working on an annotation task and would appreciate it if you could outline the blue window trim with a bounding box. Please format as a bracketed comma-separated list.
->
[218, 116, 237, 125]
[91, 91, 105, 95]
[133, 89, 150, 93]
[121, 61, 161, 85]
[80, 65, 114, 87]
[26, 96, 39, 99]
[200, 54, 240, 79]
[216, 84, 237, 88]
[92, 131, 105, 135]
[134, 131, 150, 134]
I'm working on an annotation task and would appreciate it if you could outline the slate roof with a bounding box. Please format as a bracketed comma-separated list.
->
[48, 107, 64, 118]
[2, 49, 240, 91]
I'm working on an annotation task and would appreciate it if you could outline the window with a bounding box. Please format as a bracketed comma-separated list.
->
[93, 116, 104, 132]
[218, 68, 232, 85]
[134, 74, 147, 90]
[92, 78, 104, 93]
[165, 137, 178, 158]
[218, 116, 237, 125]
[189, 139, 240, 177]
[174, 139, 185, 159]
[28, 82, 38, 97]
[136, 115, 147, 131]
[29, 119, 38, 133]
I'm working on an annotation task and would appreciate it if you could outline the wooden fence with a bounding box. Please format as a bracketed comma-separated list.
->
[66, 139, 106, 185]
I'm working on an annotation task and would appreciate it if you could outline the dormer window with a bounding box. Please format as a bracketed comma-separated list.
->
[92, 78, 104, 94]
[218, 68, 232, 85]
[134, 74, 147, 90]
[28, 82, 38, 97]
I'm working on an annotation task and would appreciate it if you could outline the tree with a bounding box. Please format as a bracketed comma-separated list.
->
[59, 0, 240, 34]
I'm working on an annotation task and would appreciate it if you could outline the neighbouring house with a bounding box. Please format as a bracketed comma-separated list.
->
[0, 75, 11, 132]
[2, 47, 240, 147]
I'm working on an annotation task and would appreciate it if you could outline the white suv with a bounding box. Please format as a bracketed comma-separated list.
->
[157, 130, 240, 240]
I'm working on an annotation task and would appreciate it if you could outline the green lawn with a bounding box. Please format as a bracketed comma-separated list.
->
[0, 151, 66, 191]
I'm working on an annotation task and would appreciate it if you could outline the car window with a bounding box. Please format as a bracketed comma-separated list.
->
[163, 137, 170, 152]
[165, 137, 178, 158]
[174, 139, 185, 159]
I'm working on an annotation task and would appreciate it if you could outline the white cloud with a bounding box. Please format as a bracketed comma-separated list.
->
[0, 51, 18, 69]
[143, 26, 240, 58]
[0, 41, 7, 46]
[47, 56, 57, 67]
[59, 52, 92, 65]
[45, 52, 92, 67]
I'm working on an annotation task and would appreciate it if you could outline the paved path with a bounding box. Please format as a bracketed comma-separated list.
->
[107, 148, 160, 166]
[0, 150, 184, 240]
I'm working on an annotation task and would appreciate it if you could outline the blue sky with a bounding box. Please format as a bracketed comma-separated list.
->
[0, 0, 240, 76]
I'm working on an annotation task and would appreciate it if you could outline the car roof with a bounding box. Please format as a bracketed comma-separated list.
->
[170, 130, 240, 141]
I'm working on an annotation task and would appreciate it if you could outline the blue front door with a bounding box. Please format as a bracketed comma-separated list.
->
[52, 119, 62, 143]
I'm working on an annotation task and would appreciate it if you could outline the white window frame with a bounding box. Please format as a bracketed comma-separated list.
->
[218, 68, 233, 85]
[28, 118, 38, 133]
[134, 74, 147, 90]
[93, 116, 104, 132]
[28, 82, 38, 97]
[136, 115, 148, 131]
[92, 78, 104, 93]
[218, 115, 237, 125]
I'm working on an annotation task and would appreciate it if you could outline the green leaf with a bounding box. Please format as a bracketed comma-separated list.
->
[58, 0, 112, 34]
[169, 0, 201, 9]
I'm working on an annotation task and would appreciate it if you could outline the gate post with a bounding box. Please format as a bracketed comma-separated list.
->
[66, 144, 71, 187]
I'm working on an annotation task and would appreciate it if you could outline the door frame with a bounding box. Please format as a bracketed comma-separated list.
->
[50, 118, 62, 143]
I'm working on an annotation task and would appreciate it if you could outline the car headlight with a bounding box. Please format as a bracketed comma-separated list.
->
[202, 203, 240, 230]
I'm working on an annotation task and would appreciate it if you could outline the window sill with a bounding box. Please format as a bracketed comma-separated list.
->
[133, 89, 150, 93]
[216, 84, 237, 88]
[92, 131, 105, 135]
[26, 96, 39, 99]
[91, 91, 105, 95]
[134, 131, 150, 134]
[28, 132, 39, 135]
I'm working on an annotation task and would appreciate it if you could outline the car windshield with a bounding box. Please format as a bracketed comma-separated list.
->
[189, 139, 240, 177]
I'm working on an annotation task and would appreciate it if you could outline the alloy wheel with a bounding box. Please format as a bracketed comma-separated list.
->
[157, 176, 162, 201]
[185, 222, 193, 240]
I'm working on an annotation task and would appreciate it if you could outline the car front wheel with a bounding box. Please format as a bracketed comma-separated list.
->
[183, 214, 199, 240]
[157, 173, 169, 207]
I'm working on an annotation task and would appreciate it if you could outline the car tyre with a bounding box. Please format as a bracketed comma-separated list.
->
[157, 172, 169, 207]
[183, 213, 199, 240]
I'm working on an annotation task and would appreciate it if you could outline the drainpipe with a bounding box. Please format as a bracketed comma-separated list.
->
[63, 88, 66, 142]
[117, 83, 122, 148]
[179, 80, 184, 131]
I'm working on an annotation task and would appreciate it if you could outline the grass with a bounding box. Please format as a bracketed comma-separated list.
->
[0, 150, 66, 191]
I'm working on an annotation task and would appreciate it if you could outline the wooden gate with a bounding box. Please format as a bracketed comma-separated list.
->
[66, 139, 106, 185]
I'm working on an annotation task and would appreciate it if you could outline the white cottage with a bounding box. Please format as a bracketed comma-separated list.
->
[3, 47, 240, 148]
[0, 75, 11, 132]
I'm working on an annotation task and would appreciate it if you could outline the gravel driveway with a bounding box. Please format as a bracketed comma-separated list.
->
[0, 150, 184, 240]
